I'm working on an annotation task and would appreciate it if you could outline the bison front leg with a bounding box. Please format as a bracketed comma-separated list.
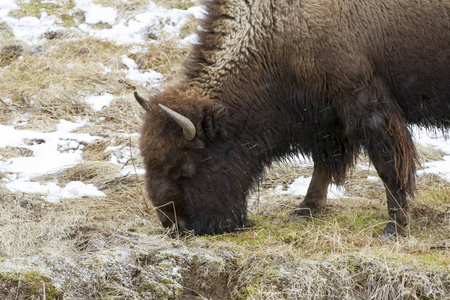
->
[291, 160, 330, 218]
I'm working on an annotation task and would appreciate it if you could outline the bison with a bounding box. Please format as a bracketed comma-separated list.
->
[135, 0, 449, 237]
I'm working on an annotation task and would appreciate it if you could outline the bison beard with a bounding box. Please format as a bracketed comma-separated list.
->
[137, 0, 449, 237]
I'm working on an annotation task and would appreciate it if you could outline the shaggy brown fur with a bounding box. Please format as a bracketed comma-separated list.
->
[139, 0, 449, 236]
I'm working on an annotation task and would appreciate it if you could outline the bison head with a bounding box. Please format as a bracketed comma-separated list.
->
[136, 89, 251, 235]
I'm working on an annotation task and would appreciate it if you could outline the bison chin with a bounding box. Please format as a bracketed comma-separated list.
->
[157, 196, 247, 236]
[179, 180, 248, 235]
[178, 213, 245, 236]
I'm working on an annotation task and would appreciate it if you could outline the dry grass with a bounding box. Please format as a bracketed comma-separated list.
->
[0, 0, 449, 299]
[129, 39, 190, 77]
[38, 161, 121, 185]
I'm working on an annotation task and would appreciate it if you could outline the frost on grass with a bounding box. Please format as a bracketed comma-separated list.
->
[0, 236, 231, 299]
[232, 254, 450, 299]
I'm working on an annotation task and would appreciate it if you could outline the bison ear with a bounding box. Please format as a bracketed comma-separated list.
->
[202, 103, 227, 142]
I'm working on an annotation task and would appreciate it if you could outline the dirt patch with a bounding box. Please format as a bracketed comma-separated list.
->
[0, 44, 23, 67]
[179, 253, 235, 299]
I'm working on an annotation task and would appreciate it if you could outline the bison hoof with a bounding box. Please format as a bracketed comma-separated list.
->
[289, 200, 325, 221]
[381, 221, 406, 241]
[288, 207, 315, 222]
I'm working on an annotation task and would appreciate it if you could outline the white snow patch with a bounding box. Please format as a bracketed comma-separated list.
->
[77, 1, 203, 45]
[1, 12, 63, 45]
[74, 0, 117, 25]
[6, 181, 105, 203]
[0, 119, 105, 201]
[412, 126, 450, 151]
[277, 176, 347, 199]
[327, 184, 347, 199]
[0, 0, 18, 15]
[186, 5, 208, 20]
[367, 176, 380, 182]
[419, 156, 450, 181]
[285, 176, 311, 196]
[119, 54, 163, 88]
[121, 55, 138, 69]
[106, 144, 145, 175]
[85, 93, 116, 111]
[2, 98, 13, 105]
[125, 69, 163, 88]
[99, 62, 112, 74]
[2, 150, 83, 178]
[0, 0, 18, 21]
[121, 166, 146, 176]
[172, 266, 182, 277]
[412, 126, 450, 181]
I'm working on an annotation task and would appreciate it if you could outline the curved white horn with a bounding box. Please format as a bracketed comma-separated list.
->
[158, 104, 196, 141]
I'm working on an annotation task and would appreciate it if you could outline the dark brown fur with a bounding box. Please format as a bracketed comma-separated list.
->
[139, 0, 449, 236]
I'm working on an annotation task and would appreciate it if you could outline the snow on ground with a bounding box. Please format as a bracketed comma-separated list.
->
[275, 179, 345, 199]
[0, 0, 206, 46]
[74, 0, 117, 25]
[76, 1, 206, 46]
[85, 93, 116, 112]
[0, 119, 95, 178]
[0, 0, 18, 14]
[121, 55, 164, 88]
[276, 177, 346, 199]
[412, 126, 450, 181]
[0, 117, 145, 201]
[0, 119, 106, 202]
[2, 13, 64, 45]
[7, 180, 105, 203]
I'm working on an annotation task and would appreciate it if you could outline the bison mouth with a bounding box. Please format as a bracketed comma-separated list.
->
[153, 193, 247, 236]
[156, 205, 246, 236]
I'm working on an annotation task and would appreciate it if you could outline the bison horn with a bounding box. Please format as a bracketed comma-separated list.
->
[134, 91, 150, 111]
[158, 104, 196, 141]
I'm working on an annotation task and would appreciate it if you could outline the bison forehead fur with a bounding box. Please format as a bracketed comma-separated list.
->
[138, 0, 449, 236]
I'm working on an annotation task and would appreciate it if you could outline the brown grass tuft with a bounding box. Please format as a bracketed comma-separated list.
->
[415, 142, 446, 164]
[53, 161, 121, 185]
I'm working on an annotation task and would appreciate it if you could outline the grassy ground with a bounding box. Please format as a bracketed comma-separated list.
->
[0, 0, 449, 299]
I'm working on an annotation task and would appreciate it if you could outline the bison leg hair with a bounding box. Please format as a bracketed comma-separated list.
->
[291, 160, 330, 219]
[343, 80, 417, 238]
[366, 129, 415, 238]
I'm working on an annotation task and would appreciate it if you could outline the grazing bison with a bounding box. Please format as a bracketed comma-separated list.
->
[135, 0, 449, 236]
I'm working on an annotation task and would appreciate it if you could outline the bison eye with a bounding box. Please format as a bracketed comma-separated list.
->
[181, 162, 196, 178]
